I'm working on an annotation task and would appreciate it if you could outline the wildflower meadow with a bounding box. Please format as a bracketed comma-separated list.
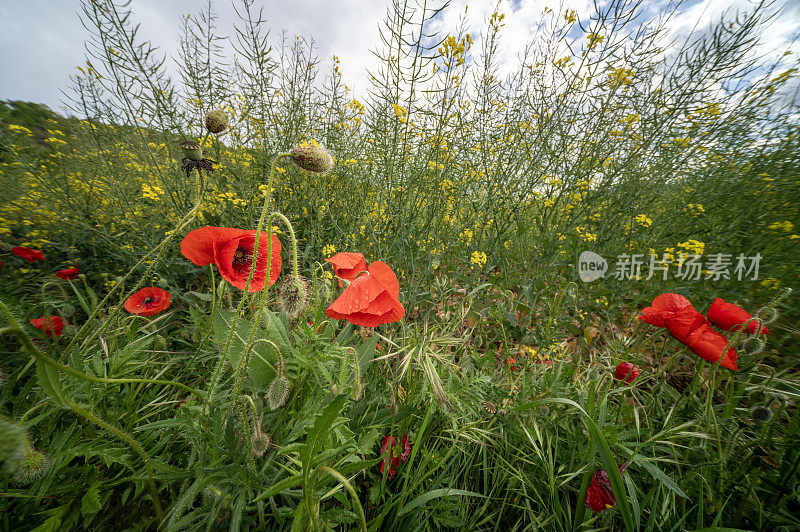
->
[1, 0, 799, 530]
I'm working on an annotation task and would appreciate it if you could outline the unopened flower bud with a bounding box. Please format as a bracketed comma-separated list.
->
[289, 141, 334, 173]
[180, 140, 203, 161]
[205, 110, 229, 134]
[750, 405, 773, 423]
[13, 450, 50, 484]
[276, 275, 311, 318]
[251, 431, 272, 457]
[266, 375, 291, 410]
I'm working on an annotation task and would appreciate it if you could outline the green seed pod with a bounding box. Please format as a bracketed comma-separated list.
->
[266, 376, 291, 410]
[180, 140, 203, 162]
[0, 420, 25, 475]
[289, 141, 334, 174]
[276, 275, 311, 318]
[13, 450, 49, 485]
[205, 110, 229, 134]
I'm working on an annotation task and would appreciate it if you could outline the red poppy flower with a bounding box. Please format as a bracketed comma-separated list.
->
[614, 362, 638, 384]
[640, 296, 738, 371]
[124, 287, 172, 316]
[181, 226, 282, 292]
[12, 246, 44, 262]
[379, 434, 412, 479]
[55, 267, 80, 280]
[326, 261, 405, 327]
[29, 316, 67, 337]
[586, 463, 628, 513]
[325, 252, 367, 286]
[639, 293, 693, 327]
[506, 356, 520, 371]
[707, 297, 768, 335]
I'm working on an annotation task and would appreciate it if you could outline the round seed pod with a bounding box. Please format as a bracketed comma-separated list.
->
[205, 110, 229, 134]
[180, 140, 203, 162]
[289, 141, 334, 174]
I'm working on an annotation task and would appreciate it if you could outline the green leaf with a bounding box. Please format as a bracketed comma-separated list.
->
[36, 359, 66, 404]
[213, 308, 278, 389]
[634, 457, 688, 499]
[187, 290, 214, 302]
[81, 483, 102, 516]
[302, 394, 347, 478]
[398, 488, 486, 517]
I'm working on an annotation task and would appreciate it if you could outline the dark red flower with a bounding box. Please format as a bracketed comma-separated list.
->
[639, 294, 738, 371]
[379, 434, 412, 479]
[29, 316, 67, 337]
[12, 246, 44, 262]
[55, 267, 80, 280]
[326, 260, 405, 327]
[506, 356, 520, 371]
[325, 252, 367, 286]
[707, 297, 768, 335]
[614, 362, 638, 384]
[124, 287, 172, 316]
[181, 226, 282, 292]
[586, 463, 627, 513]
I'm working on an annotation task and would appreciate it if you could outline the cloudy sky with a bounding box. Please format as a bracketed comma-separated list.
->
[1, 0, 798, 115]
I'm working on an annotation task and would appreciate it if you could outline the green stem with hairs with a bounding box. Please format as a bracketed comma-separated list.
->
[202, 153, 290, 416]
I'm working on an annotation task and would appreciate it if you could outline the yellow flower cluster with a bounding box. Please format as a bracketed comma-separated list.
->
[470, 251, 487, 268]
[767, 221, 794, 232]
[635, 214, 652, 227]
[323, 244, 336, 257]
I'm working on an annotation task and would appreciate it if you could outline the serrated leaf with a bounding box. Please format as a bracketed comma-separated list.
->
[213, 308, 278, 389]
[81, 483, 102, 516]
[36, 359, 66, 404]
[302, 394, 347, 477]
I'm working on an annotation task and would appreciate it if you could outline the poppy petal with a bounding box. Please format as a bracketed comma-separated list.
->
[368, 261, 401, 301]
[707, 297, 768, 335]
[181, 227, 248, 266]
[684, 323, 738, 371]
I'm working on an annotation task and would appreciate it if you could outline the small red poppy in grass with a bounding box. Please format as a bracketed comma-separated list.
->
[586, 462, 628, 513]
[614, 362, 638, 384]
[181, 226, 282, 292]
[55, 267, 80, 280]
[639, 294, 738, 371]
[12, 246, 44, 263]
[379, 434, 412, 479]
[29, 316, 67, 337]
[506, 356, 520, 371]
[325, 252, 367, 286]
[124, 287, 172, 316]
[707, 297, 768, 335]
[326, 261, 405, 327]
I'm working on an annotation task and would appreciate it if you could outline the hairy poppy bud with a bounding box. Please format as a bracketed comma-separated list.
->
[13, 450, 50, 485]
[205, 110, 229, 134]
[180, 140, 203, 161]
[750, 405, 773, 423]
[266, 375, 291, 410]
[251, 431, 272, 457]
[276, 275, 311, 318]
[741, 336, 764, 355]
[289, 141, 334, 173]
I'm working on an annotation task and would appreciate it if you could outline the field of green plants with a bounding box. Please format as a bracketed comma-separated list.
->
[1, 0, 799, 530]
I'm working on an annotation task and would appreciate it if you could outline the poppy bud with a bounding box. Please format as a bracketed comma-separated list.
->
[289, 141, 334, 173]
[614, 362, 638, 384]
[266, 375, 291, 410]
[205, 109, 229, 134]
[0, 419, 25, 474]
[250, 431, 272, 458]
[750, 405, 773, 423]
[180, 140, 203, 161]
[276, 275, 311, 318]
[13, 450, 49, 485]
[741, 336, 764, 356]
